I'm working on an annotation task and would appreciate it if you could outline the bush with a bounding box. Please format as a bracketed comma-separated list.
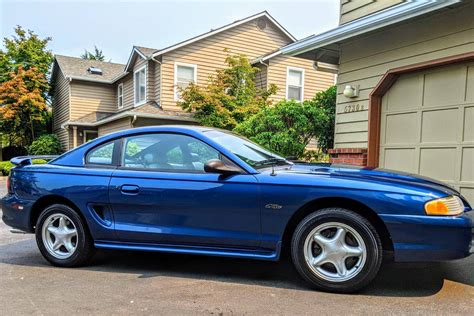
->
[0, 159, 47, 176]
[309, 86, 336, 153]
[300, 150, 330, 163]
[235, 99, 327, 158]
[28, 134, 62, 155]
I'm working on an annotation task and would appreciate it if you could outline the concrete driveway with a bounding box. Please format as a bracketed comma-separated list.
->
[0, 177, 473, 315]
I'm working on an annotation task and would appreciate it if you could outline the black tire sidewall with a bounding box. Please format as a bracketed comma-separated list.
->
[35, 204, 94, 267]
[291, 208, 382, 293]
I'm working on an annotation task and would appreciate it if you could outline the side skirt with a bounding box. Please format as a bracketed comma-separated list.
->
[94, 240, 281, 261]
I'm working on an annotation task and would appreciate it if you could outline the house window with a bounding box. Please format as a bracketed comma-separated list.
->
[175, 63, 197, 101]
[134, 66, 146, 105]
[286, 67, 304, 102]
[117, 83, 124, 109]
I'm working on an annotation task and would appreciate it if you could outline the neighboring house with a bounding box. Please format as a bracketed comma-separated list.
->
[281, 0, 474, 205]
[50, 11, 335, 151]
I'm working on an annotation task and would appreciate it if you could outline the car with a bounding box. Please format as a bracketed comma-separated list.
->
[1, 126, 473, 292]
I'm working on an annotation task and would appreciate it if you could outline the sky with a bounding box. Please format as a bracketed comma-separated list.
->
[0, 0, 339, 64]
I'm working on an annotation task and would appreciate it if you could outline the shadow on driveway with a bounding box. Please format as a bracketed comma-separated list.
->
[1, 238, 472, 297]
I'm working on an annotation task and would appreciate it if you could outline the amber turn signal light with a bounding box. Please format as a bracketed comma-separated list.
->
[425, 196, 464, 216]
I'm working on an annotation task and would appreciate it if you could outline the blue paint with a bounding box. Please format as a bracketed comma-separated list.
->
[1, 125, 472, 262]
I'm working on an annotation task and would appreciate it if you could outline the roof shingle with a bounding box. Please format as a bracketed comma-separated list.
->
[55, 55, 125, 82]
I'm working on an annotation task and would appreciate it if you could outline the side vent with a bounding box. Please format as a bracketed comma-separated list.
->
[89, 204, 113, 227]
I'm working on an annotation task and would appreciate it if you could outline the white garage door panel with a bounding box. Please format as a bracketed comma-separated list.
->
[380, 63, 474, 205]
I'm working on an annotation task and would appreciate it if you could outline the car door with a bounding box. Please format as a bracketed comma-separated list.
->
[109, 133, 261, 248]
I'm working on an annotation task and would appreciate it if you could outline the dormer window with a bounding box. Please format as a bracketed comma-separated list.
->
[87, 67, 103, 75]
[134, 65, 147, 105]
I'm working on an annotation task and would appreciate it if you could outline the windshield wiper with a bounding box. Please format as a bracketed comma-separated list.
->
[253, 157, 289, 168]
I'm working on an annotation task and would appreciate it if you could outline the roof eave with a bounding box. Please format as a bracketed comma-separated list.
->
[281, 0, 460, 57]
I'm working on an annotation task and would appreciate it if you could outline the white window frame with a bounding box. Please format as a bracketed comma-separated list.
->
[83, 130, 98, 143]
[286, 66, 305, 102]
[174, 62, 197, 101]
[133, 65, 147, 106]
[117, 83, 124, 109]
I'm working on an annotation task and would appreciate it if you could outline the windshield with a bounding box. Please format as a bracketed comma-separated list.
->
[204, 130, 290, 169]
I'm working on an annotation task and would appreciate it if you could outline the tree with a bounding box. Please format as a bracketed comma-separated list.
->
[81, 46, 106, 61]
[235, 99, 327, 158]
[0, 67, 49, 146]
[309, 86, 336, 153]
[0, 26, 53, 98]
[179, 53, 277, 130]
[0, 26, 53, 148]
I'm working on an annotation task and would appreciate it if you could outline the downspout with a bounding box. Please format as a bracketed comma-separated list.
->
[131, 115, 137, 127]
[150, 56, 163, 109]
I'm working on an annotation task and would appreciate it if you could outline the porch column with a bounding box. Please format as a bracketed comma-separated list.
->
[72, 126, 78, 148]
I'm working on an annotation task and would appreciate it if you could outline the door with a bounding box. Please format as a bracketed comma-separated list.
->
[379, 63, 474, 205]
[109, 133, 261, 248]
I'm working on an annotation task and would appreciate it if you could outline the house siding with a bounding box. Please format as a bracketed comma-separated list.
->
[334, 1, 474, 149]
[267, 55, 335, 102]
[117, 73, 133, 110]
[69, 81, 116, 120]
[98, 117, 132, 137]
[159, 17, 293, 111]
[339, 0, 403, 25]
[254, 63, 267, 90]
[51, 67, 70, 151]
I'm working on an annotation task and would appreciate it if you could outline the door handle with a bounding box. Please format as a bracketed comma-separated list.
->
[120, 184, 140, 195]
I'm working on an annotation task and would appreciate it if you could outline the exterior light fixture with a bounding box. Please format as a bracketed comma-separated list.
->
[343, 85, 359, 98]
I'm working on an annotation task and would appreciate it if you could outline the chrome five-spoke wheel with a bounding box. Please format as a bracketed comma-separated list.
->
[291, 208, 383, 292]
[41, 213, 78, 259]
[303, 222, 366, 282]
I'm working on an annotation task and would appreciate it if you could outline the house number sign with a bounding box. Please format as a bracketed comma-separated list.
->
[344, 104, 364, 113]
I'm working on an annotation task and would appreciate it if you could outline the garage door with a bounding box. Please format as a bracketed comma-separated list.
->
[379, 63, 474, 205]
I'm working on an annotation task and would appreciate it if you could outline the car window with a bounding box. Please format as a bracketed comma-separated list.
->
[87, 141, 115, 165]
[122, 133, 220, 172]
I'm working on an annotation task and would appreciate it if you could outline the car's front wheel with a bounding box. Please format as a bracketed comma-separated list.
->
[35, 204, 95, 267]
[291, 208, 382, 293]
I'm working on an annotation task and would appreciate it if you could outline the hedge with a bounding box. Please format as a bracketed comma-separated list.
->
[0, 159, 47, 176]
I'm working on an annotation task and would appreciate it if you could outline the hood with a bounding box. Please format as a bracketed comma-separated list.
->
[267, 163, 461, 198]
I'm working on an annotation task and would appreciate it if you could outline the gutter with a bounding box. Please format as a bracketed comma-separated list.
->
[281, 0, 460, 56]
[67, 72, 128, 84]
[60, 111, 197, 129]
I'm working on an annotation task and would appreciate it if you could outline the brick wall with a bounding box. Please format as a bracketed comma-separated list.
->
[328, 148, 368, 166]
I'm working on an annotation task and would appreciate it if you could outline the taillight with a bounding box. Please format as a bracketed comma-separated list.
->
[6, 175, 12, 194]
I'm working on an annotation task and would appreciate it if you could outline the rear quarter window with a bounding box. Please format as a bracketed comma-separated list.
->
[86, 141, 115, 165]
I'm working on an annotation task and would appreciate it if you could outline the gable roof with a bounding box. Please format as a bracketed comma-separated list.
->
[150, 11, 295, 58]
[54, 55, 126, 83]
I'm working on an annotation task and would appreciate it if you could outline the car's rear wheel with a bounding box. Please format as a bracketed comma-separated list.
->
[35, 204, 95, 267]
[291, 208, 382, 293]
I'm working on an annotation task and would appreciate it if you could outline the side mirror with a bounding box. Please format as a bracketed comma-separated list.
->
[204, 159, 241, 176]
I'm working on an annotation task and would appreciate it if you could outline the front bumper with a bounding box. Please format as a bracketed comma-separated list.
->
[381, 211, 473, 262]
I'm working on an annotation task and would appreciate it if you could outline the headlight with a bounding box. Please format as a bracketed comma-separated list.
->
[425, 196, 464, 216]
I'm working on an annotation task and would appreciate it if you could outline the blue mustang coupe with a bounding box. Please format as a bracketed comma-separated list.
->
[1, 126, 473, 292]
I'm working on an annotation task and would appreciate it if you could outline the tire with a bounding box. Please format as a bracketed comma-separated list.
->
[291, 208, 382, 293]
[35, 204, 95, 267]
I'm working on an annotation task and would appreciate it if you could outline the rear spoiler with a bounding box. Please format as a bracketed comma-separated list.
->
[10, 155, 59, 167]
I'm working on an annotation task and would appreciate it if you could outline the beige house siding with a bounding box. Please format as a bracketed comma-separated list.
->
[339, 0, 403, 25]
[69, 81, 116, 120]
[159, 17, 293, 111]
[334, 1, 474, 149]
[267, 55, 335, 102]
[117, 73, 133, 110]
[98, 117, 132, 137]
[51, 67, 71, 151]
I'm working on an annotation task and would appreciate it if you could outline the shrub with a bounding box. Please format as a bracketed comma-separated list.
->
[28, 134, 62, 155]
[234, 99, 327, 158]
[308, 86, 336, 153]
